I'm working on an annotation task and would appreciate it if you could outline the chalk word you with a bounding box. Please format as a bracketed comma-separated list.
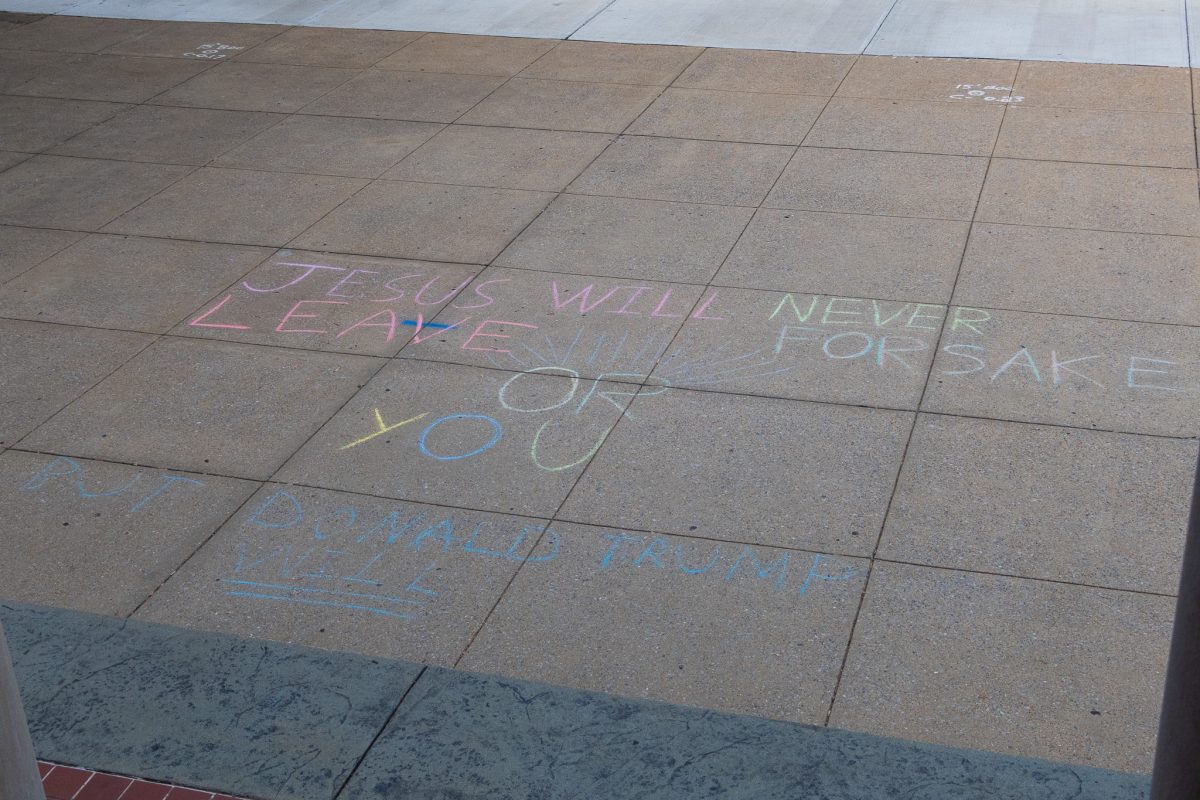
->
[21, 456, 205, 512]
[949, 83, 1023, 102]
[183, 43, 245, 59]
[224, 489, 861, 621]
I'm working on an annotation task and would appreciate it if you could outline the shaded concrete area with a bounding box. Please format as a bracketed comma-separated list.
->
[0, 13, 1197, 780]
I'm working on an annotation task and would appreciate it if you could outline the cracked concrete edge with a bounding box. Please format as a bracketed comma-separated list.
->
[0, 601, 1151, 800]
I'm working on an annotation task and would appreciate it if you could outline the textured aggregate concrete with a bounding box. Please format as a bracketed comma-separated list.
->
[0, 17, 1196, 779]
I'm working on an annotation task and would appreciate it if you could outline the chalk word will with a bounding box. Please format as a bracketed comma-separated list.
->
[21, 456, 205, 513]
[182, 43, 245, 59]
[949, 83, 1024, 102]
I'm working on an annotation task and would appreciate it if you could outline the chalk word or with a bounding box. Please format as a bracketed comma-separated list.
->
[949, 83, 1024, 102]
[21, 456, 205, 513]
[182, 42, 245, 59]
[223, 490, 860, 620]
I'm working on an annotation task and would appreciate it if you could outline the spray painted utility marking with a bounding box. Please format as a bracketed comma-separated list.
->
[949, 84, 1024, 102]
[182, 43, 245, 59]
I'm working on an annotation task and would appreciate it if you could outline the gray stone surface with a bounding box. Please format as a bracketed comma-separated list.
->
[837, 56, 1019, 102]
[136, 483, 551, 664]
[925, 307, 1200, 437]
[173, 249, 481, 356]
[399, 265, 703, 380]
[235, 26, 419, 68]
[674, 49, 854, 94]
[955, 223, 1200, 325]
[765, 147, 988, 219]
[994, 106, 1196, 168]
[881, 414, 1194, 593]
[214, 114, 441, 178]
[0, 451, 258, 615]
[0, 15, 159, 53]
[276, 359, 634, 517]
[0, 318, 151, 448]
[290, 180, 552, 262]
[831, 562, 1174, 773]
[0, 225, 85, 285]
[104, 20, 287, 59]
[0, 96, 128, 153]
[649, 287, 936, 409]
[374, 33, 554, 76]
[628, 87, 826, 144]
[559, 387, 912, 554]
[345, 665, 1149, 799]
[20, 337, 382, 479]
[0, 156, 191, 230]
[496, 193, 753, 283]
[569, 135, 793, 205]
[462, 521, 867, 723]
[458, 78, 661, 133]
[0, 234, 273, 332]
[12, 54, 211, 103]
[0, 50, 64, 93]
[150, 61, 358, 112]
[300, 69, 505, 121]
[518, 40, 701, 85]
[1013, 61, 1192, 113]
[716, 209, 968, 301]
[2, 601, 421, 800]
[103, 167, 366, 246]
[804, 97, 1004, 156]
[382, 124, 612, 191]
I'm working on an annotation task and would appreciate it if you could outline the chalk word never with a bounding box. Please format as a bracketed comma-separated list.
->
[21, 456, 204, 513]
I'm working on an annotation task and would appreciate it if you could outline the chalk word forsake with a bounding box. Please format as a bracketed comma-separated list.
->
[949, 83, 1024, 102]
[938, 344, 1200, 393]
[598, 531, 861, 598]
[21, 456, 204, 513]
[224, 488, 559, 620]
[183, 42, 245, 59]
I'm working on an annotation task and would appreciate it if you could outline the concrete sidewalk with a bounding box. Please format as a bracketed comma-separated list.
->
[0, 11, 1197, 784]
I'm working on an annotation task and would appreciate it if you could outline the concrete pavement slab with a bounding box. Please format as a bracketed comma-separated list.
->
[836, 56, 1020, 102]
[881, 414, 1194, 593]
[49, 105, 285, 164]
[12, 53, 211, 103]
[0, 225, 85, 284]
[715, 208, 968, 301]
[149, 61, 358, 112]
[559, 386, 912, 554]
[398, 265, 704, 379]
[567, 135, 793, 205]
[457, 78, 661, 133]
[673, 49, 854, 94]
[627, 88, 826, 145]
[0, 150, 28, 172]
[0, 14, 160, 53]
[764, 148, 988, 220]
[462, 521, 867, 723]
[0, 96, 128, 153]
[135, 483, 552, 663]
[373, 33, 554, 76]
[496, 193, 753, 284]
[382, 125, 611, 190]
[866, 0, 1190, 66]
[0, 234, 273, 332]
[0, 155, 191, 230]
[830, 562, 1174, 773]
[235, 26, 418, 68]
[994, 106, 1196, 168]
[575, 0, 892, 53]
[804, 97, 1004, 156]
[289, 180, 552, 262]
[299, 69, 505, 121]
[300, 0, 610, 40]
[1012, 61, 1193, 113]
[0, 49, 66, 92]
[102, 167, 366, 247]
[954, 223, 1200, 326]
[648, 287, 938, 410]
[3, 601, 421, 800]
[19, 336, 382, 478]
[925, 307, 1200, 437]
[213, 115, 441, 178]
[102, 20, 286, 58]
[0, 450, 258, 615]
[275, 359, 635, 516]
[173, 249, 480, 356]
[976, 158, 1200, 236]
[0, 318, 150, 448]
[517, 40, 701, 85]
